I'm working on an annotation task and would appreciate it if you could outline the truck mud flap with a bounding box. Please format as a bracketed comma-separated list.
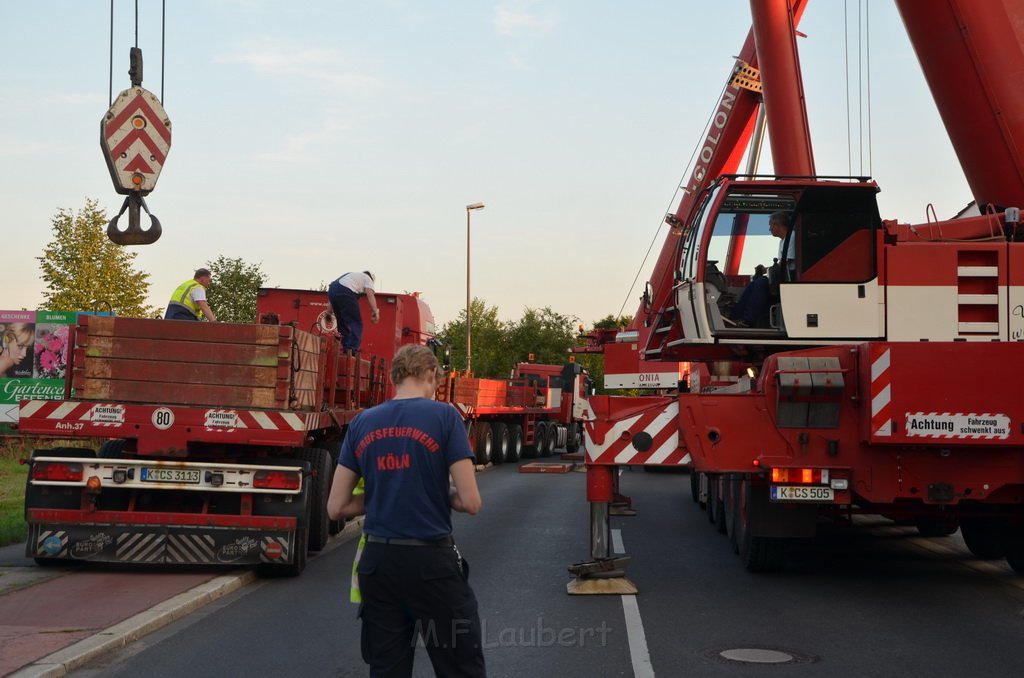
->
[27, 524, 299, 567]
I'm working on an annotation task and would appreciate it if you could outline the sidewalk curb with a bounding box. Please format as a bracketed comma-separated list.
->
[8, 518, 364, 678]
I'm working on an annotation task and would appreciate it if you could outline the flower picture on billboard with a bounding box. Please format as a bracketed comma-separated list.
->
[0, 310, 75, 430]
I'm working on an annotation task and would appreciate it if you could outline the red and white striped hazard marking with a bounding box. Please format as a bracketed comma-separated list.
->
[20, 401, 311, 432]
[230, 410, 309, 431]
[20, 401, 126, 428]
[585, 401, 688, 465]
[870, 347, 892, 437]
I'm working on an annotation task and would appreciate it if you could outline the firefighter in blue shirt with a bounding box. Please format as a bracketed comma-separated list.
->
[328, 344, 485, 677]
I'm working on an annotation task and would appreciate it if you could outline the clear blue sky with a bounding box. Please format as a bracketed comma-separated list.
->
[0, 1, 969, 327]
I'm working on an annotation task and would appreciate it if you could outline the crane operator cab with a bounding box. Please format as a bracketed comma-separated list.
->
[675, 176, 884, 346]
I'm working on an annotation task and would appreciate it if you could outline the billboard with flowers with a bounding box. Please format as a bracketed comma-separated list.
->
[1, 311, 78, 433]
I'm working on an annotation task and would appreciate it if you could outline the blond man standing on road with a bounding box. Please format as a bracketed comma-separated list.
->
[328, 344, 485, 677]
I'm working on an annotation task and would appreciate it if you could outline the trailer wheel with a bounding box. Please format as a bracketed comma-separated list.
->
[473, 423, 493, 465]
[565, 423, 582, 454]
[914, 516, 959, 538]
[534, 421, 550, 457]
[507, 424, 523, 462]
[323, 439, 345, 536]
[544, 422, 559, 457]
[706, 475, 718, 525]
[960, 518, 1008, 559]
[722, 475, 738, 548]
[98, 439, 127, 459]
[735, 477, 788, 572]
[690, 469, 700, 504]
[707, 475, 726, 534]
[490, 423, 509, 465]
[1004, 525, 1024, 575]
[296, 447, 332, 552]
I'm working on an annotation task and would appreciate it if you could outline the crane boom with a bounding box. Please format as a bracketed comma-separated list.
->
[895, 0, 1024, 210]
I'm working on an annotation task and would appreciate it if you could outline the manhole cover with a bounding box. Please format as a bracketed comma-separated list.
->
[700, 646, 819, 665]
[721, 648, 794, 664]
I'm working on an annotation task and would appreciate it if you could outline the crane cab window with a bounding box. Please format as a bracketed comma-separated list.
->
[795, 186, 879, 283]
[704, 194, 796, 286]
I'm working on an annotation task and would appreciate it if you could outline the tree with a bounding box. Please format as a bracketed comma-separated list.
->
[205, 256, 269, 324]
[506, 306, 579, 366]
[38, 199, 154, 316]
[438, 298, 510, 377]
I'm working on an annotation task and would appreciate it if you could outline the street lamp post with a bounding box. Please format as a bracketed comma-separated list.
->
[465, 202, 485, 374]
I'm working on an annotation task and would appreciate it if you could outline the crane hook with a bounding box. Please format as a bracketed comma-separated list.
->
[108, 193, 162, 245]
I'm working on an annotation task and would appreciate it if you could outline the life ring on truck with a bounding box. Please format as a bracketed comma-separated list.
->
[315, 310, 338, 334]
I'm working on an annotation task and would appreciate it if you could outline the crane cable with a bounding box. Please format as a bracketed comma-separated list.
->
[845, 1, 874, 177]
[107, 0, 168, 105]
[614, 77, 733, 322]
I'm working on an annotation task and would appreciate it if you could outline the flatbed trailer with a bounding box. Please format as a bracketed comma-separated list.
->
[438, 361, 593, 465]
[19, 308, 391, 576]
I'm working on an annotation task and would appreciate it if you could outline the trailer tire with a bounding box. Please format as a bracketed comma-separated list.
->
[98, 439, 127, 459]
[296, 447, 332, 552]
[473, 423, 493, 466]
[735, 477, 788, 572]
[960, 518, 1008, 559]
[914, 516, 959, 538]
[706, 475, 718, 525]
[544, 422, 559, 457]
[507, 424, 523, 462]
[323, 438, 345, 536]
[490, 423, 509, 465]
[708, 476, 726, 534]
[1004, 525, 1024, 575]
[724, 475, 740, 553]
[565, 422, 582, 454]
[690, 469, 700, 504]
[534, 421, 550, 457]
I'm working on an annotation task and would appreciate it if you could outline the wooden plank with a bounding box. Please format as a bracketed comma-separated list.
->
[72, 376, 282, 408]
[78, 337, 284, 366]
[81, 315, 286, 345]
[519, 462, 576, 474]
[80, 357, 278, 388]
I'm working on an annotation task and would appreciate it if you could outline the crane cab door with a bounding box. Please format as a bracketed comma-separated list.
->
[677, 188, 793, 342]
[676, 181, 884, 343]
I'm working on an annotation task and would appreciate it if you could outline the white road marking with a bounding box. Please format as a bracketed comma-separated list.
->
[612, 528, 625, 555]
[613, 529, 655, 677]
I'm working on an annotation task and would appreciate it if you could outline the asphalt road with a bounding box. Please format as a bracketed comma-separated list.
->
[67, 464, 1024, 677]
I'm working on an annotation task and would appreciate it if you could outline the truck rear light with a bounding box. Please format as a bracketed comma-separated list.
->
[32, 461, 84, 482]
[86, 476, 102, 491]
[771, 467, 830, 484]
[253, 470, 302, 490]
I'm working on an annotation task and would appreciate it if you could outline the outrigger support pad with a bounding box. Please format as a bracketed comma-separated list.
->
[108, 193, 162, 245]
[567, 557, 638, 595]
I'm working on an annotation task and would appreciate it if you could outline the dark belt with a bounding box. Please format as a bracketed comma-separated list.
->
[364, 535, 454, 547]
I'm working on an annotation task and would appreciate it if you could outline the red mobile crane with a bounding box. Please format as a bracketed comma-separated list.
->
[571, 0, 1024, 588]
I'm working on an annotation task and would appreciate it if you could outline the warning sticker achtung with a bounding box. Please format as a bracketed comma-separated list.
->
[905, 413, 1010, 439]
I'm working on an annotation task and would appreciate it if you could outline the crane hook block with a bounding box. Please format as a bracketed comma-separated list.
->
[101, 86, 172, 197]
[101, 85, 170, 245]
